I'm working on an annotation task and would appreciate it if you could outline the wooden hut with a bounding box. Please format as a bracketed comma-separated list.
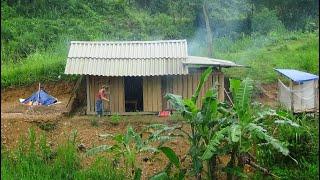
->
[64, 40, 242, 115]
[275, 69, 319, 113]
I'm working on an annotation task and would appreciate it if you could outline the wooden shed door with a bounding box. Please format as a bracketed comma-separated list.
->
[143, 76, 162, 112]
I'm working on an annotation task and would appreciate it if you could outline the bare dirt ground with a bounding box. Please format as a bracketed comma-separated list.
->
[1, 81, 195, 179]
[256, 83, 278, 107]
[1, 81, 274, 179]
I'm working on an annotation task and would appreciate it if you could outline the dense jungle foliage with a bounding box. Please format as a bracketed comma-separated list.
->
[1, 0, 319, 87]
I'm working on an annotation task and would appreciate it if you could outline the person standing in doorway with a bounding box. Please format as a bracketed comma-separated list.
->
[96, 85, 109, 117]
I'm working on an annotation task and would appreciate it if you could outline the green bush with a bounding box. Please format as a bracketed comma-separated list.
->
[110, 114, 121, 125]
[255, 111, 319, 179]
[252, 8, 285, 35]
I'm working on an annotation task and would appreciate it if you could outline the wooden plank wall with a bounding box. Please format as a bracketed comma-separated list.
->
[86, 75, 124, 114]
[110, 77, 125, 113]
[86, 71, 225, 114]
[162, 71, 222, 110]
[143, 76, 162, 112]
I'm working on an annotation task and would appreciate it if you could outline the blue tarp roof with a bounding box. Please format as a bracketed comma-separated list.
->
[22, 90, 57, 106]
[274, 69, 319, 83]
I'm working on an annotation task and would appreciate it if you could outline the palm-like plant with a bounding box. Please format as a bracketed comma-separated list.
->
[86, 124, 183, 179]
[202, 78, 298, 179]
[165, 67, 228, 179]
[86, 126, 158, 179]
[165, 68, 298, 179]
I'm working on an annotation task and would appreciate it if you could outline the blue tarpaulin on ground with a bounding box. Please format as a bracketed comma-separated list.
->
[274, 69, 319, 83]
[22, 90, 57, 106]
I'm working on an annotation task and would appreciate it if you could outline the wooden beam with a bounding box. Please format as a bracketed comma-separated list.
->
[152, 77, 156, 111]
[147, 77, 152, 111]
[86, 75, 90, 114]
[119, 77, 125, 112]
[156, 76, 162, 111]
[161, 76, 168, 110]
[218, 72, 225, 102]
[182, 75, 188, 98]
[289, 80, 294, 112]
[91, 76, 95, 113]
[187, 74, 193, 98]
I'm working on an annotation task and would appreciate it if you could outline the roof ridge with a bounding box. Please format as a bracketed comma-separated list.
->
[70, 39, 187, 44]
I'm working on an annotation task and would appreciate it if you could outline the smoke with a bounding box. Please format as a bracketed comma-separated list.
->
[187, 0, 252, 60]
[187, 28, 207, 56]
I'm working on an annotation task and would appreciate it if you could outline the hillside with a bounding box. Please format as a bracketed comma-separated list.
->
[1, 0, 319, 88]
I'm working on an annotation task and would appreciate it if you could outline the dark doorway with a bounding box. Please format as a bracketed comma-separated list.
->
[124, 77, 143, 112]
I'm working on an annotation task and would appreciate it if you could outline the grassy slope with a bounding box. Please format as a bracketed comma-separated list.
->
[1, 1, 318, 88]
[2, 31, 318, 88]
[221, 33, 319, 83]
[1, 1, 194, 88]
[217, 31, 319, 83]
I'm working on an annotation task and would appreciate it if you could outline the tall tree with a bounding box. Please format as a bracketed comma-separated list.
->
[203, 0, 213, 57]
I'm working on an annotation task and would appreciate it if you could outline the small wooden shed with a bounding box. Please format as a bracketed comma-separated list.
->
[275, 69, 319, 113]
[64, 40, 242, 115]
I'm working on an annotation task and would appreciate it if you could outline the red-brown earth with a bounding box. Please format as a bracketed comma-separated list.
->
[1, 81, 276, 179]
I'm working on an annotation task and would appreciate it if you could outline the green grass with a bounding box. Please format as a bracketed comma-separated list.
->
[253, 112, 319, 179]
[1, 40, 78, 88]
[217, 31, 319, 83]
[2, 30, 317, 88]
[1, 128, 125, 180]
[190, 31, 319, 83]
[1, 1, 195, 88]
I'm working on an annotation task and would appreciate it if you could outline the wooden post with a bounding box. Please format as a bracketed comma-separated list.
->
[218, 70, 225, 102]
[289, 80, 294, 112]
[86, 75, 90, 114]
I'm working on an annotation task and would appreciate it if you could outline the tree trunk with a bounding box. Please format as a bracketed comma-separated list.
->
[202, 1, 213, 57]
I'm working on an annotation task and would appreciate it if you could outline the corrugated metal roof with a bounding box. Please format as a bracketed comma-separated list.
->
[65, 39, 188, 76]
[64, 40, 243, 76]
[68, 39, 187, 59]
[65, 58, 188, 76]
[184, 56, 243, 67]
[274, 69, 319, 83]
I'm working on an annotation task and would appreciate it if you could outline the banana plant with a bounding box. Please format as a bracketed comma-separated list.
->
[166, 68, 299, 179]
[202, 78, 299, 179]
[86, 126, 158, 179]
[86, 124, 183, 179]
[150, 146, 186, 180]
[165, 67, 230, 179]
